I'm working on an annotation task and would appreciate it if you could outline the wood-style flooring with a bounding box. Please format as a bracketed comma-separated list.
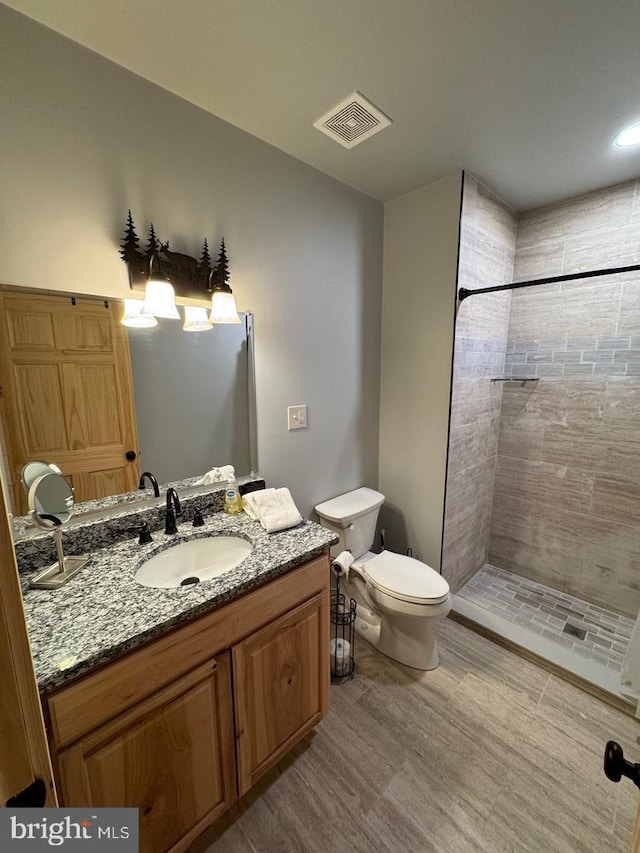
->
[190, 616, 639, 852]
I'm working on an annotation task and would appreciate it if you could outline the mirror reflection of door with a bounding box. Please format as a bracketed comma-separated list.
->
[0, 292, 140, 515]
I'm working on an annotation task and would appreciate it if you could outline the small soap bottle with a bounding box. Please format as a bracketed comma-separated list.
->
[224, 479, 242, 515]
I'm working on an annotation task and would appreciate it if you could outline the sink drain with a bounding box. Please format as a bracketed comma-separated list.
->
[180, 576, 200, 586]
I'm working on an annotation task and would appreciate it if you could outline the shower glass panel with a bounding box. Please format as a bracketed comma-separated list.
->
[444, 271, 639, 700]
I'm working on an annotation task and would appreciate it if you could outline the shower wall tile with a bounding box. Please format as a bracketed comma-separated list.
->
[579, 551, 640, 618]
[542, 425, 640, 481]
[617, 283, 640, 335]
[497, 420, 543, 461]
[512, 240, 564, 281]
[507, 285, 621, 340]
[562, 226, 640, 274]
[598, 335, 630, 350]
[499, 379, 606, 426]
[443, 172, 517, 592]
[631, 178, 640, 225]
[490, 177, 640, 616]
[449, 377, 502, 429]
[494, 456, 594, 514]
[456, 290, 511, 340]
[592, 476, 640, 525]
[447, 418, 497, 477]
[515, 180, 635, 249]
[442, 457, 496, 591]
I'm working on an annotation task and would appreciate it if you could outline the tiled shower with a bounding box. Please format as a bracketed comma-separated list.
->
[443, 173, 640, 694]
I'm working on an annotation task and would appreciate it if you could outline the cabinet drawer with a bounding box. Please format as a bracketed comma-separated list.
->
[47, 553, 329, 748]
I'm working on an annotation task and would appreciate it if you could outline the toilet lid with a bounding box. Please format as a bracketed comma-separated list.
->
[363, 551, 450, 604]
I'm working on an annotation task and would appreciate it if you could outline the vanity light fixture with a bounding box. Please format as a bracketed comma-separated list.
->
[120, 298, 158, 328]
[142, 253, 180, 319]
[614, 122, 640, 148]
[208, 239, 241, 325]
[183, 305, 213, 332]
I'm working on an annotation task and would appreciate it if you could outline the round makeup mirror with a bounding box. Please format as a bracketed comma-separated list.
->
[28, 471, 75, 530]
[21, 460, 63, 494]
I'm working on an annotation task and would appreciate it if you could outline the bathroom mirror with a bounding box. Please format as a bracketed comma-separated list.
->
[0, 286, 256, 519]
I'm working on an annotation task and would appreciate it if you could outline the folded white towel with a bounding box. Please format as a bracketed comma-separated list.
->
[194, 464, 235, 486]
[242, 487, 303, 533]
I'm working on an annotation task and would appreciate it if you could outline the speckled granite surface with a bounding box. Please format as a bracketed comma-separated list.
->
[21, 512, 337, 694]
[13, 487, 233, 574]
[12, 474, 263, 541]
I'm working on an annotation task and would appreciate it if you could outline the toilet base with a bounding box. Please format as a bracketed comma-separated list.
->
[351, 597, 447, 671]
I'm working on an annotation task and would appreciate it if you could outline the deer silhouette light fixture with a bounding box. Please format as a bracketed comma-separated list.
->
[119, 211, 240, 326]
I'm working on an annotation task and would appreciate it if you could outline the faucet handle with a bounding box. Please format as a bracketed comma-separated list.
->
[192, 503, 216, 527]
[127, 522, 153, 545]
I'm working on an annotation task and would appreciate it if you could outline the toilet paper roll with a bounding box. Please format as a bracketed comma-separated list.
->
[331, 550, 353, 580]
[330, 637, 352, 677]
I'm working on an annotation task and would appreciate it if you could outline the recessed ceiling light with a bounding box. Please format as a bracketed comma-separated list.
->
[614, 122, 640, 147]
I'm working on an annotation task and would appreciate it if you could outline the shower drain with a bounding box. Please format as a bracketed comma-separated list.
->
[563, 623, 586, 641]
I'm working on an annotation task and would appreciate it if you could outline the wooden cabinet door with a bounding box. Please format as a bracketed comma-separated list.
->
[233, 591, 330, 795]
[0, 292, 140, 513]
[57, 655, 235, 853]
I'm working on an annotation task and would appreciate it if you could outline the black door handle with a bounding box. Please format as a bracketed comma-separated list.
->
[125, 450, 137, 461]
[604, 741, 640, 788]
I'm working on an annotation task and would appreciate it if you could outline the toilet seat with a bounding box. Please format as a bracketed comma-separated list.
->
[358, 551, 450, 605]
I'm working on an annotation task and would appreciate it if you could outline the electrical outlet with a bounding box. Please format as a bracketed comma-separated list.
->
[287, 405, 308, 430]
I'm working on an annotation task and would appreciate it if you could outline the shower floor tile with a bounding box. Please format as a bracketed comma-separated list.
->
[458, 564, 633, 672]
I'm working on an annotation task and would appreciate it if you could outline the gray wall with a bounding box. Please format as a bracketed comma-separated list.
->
[379, 174, 462, 569]
[442, 174, 516, 592]
[0, 6, 383, 518]
[490, 179, 640, 616]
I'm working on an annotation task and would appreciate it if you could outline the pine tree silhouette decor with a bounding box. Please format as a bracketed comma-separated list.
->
[210, 238, 230, 289]
[119, 213, 231, 298]
[120, 210, 142, 263]
[199, 238, 212, 275]
[145, 223, 161, 258]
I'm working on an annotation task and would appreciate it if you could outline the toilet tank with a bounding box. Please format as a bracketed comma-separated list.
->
[315, 487, 385, 559]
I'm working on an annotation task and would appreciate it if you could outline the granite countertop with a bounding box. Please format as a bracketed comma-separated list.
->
[21, 512, 338, 694]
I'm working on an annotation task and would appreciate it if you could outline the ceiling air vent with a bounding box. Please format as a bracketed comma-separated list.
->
[313, 91, 392, 149]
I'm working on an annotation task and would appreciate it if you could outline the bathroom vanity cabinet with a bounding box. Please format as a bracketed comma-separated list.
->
[43, 554, 330, 853]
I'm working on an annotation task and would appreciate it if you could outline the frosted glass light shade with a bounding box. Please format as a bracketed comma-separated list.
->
[183, 305, 213, 332]
[142, 281, 180, 319]
[121, 299, 158, 328]
[210, 290, 241, 324]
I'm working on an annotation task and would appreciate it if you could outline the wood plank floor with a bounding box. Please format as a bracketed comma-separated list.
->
[190, 616, 640, 852]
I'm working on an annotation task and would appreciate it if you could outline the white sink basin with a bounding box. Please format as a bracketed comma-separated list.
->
[135, 536, 253, 589]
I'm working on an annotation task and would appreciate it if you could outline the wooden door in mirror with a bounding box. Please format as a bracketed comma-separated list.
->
[0, 293, 140, 514]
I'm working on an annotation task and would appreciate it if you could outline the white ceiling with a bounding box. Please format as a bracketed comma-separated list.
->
[5, 0, 640, 210]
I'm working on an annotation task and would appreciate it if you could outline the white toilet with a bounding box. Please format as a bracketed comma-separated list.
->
[315, 487, 451, 670]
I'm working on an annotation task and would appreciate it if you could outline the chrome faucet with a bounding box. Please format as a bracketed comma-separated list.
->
[165, 488, 182, 535]
[139, 471, 160, 498]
